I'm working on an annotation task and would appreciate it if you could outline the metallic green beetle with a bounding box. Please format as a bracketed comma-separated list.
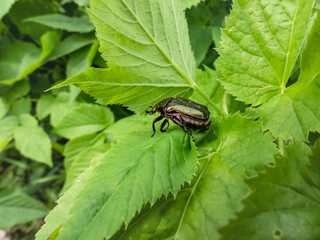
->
[146, 97, 211, 140]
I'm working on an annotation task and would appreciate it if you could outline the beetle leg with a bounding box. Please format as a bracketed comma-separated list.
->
[160, 119, 169, 132]
[170, 116, 195, 141]
[152, 115, 163, 137]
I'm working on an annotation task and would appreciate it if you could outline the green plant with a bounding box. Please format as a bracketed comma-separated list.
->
[0, 0, 319, 239]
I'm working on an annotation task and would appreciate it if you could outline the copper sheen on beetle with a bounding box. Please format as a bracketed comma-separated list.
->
[145, 97, 211, 141]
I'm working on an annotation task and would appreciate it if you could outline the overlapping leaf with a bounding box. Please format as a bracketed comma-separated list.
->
[219, 0, 319, 139]
[54, 0, 212, 113]
[220, 140, 320, 239]
[36, 115, 198, 240]
[113, 114, 278, 239]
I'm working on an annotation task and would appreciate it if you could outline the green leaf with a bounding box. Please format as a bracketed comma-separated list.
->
[25, 14, 95, 33]
[53, 103, 114, 139]
[56, 0, 222, 115]
[0, 31, 60, 85]
[11, 97, 31, 116]
[113, 114, 278, 239]
[0, 0, 17, 19]
[0, 115, 18, 152]
[54, 67, 192, 113]
[0, 80, 30, 104]
[36, 115, 198, 240]
[46, 33, 97, 62]
[73, 0, 90, 6]
[50, 92, 76, 127]
[256, 11, 320, 140]
[14, 114, 52, 166]
[219, 0, 318, 139]
[61, 133, 109, 193]
[66, 41, 99, 78]
[220, 140, 320, 239]
[36, 94, 55, 120]
[0, 188, 48, 229]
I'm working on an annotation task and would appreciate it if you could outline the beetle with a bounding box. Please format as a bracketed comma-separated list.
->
[145, 97, 211, 141]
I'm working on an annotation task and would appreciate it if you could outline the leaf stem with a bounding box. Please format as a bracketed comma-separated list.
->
[193, 84, 223, 116]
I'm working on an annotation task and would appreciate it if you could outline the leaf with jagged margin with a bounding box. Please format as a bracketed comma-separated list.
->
[14, 114, 52, 166]
[24, 14, 94, 33]
[0, 31, 59, 85]
[0, 115, 18, 152]
[219, 0, 319, 140]
[54, 67, 192, 113]
[52, 103, 114, 139]
[61, 133, 110, 193]
[36, 115, 198, 240]
[111, 114, 278, 240]
[53, 0, 202, 113]
[255, 11, 320, 140]
[0, 188, 48, 229]
[220, 139, 320, 239]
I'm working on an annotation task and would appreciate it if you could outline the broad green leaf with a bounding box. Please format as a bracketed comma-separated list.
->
[256, 11, 320, 139]
[0, 188, 48, 229]
[25, 14, 95, 33]
[8, 0, 58, 41]
[36, 115, 198, 240]
[0, 31, 59, 85]
[53, 103, 114, 139]
[0, 115, 18, 152]
[219, 0, 318, 139]
[61, 133, 109, 193]
[55, 67, 192, 113]
[46, 33, 97, 62]
[36, 94, 55, 120]
[14, 114, 52, 166]
[220, 140, 320, 239]
[56, 0, 222, 114]
[0, 0, 17, 19]
[11, 97, 31, 116]
[114, 114, 278, 239]
[66, 41, 99, 78]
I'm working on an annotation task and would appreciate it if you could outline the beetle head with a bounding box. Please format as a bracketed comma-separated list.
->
[145, 105, 157, 115]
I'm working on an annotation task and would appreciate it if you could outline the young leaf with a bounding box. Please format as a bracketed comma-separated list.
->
[256, 11, 320, 139]
[0, 188, 48, 229]
[11, 97, 31, 116]
[52, 103, 114, 139]
[219, 0, 318, 139]
[14, 114, 52, 166]
[114, 114, 278, 239]
[220, 140, 320, 239]
[0, 31, 59, 85]
[0, 115, 18, 152]
[36, 115, 198, 240]
[24, 14, 95, 33]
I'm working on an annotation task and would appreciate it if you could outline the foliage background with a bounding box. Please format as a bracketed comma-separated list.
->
[0, 0, 319, 239]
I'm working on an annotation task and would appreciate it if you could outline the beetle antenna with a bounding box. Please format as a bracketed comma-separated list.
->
[145, 110, 150, 114]
[148, 105, 152, 108]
